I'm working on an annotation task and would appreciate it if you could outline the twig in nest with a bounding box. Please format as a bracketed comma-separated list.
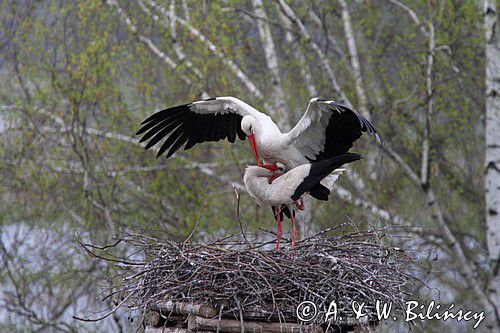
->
[233, 293, 244, 333]
[216, 304, 224, 333]
[185, 203, 207, 245]
[233, 184, 250, 246]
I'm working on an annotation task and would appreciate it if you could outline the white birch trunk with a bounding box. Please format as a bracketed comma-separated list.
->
[484, 0, 500, 326]
[279, 10, 318, 98]
[106, 0, 192, 85]
[338, 0, 381, 183]
[251, 0, 290, 130]
[338, 0, 370, 120]
[421, 21, 435, 187]
[168, 1, 202, 79]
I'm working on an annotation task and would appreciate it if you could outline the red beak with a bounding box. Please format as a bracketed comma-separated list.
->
[248, 133, 261, 164]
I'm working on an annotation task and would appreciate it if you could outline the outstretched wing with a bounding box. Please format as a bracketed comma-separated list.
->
[136, 97, 264, 158]
[285, 98, 383, 161]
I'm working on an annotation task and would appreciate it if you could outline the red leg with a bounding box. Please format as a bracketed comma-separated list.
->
[274, 207, 282, 251]
[289, 205, 297, 249]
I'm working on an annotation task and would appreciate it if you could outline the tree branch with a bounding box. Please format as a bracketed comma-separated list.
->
[146, 0, 270, 108]
[387, 0, 428, 36]
[309, 11, 349, 67]
[251, 0, 290, 129]
[276, 0, 351, 107]
[136, 0, 203, 79]
[420, 20, 435, 187]
[279, 9, 318, 97]
[333, 185, 413, 228]
[338, 0, 370, 120]
[181, 0, 190, 23]
[379, 138, 496, 319]
[106, 0, 193, 86]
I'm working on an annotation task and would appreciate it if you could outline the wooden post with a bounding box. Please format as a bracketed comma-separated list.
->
[152, 301, 218, 318]
[188, 315, 324, 333]
[145, 328, 212, 333]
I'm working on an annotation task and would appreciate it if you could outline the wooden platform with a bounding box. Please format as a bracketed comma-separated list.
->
[144, 301, 378, 333]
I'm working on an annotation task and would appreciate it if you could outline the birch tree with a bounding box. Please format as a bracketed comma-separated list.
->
[484, 0, 500, 324]
[251, 0, 290, 129]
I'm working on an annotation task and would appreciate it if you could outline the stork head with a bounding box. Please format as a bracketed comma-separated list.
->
[258, 162, 286, 174]
[241, 115, 257, 136]
[241, 115, 260, 164]
[275, 162, 286, 174]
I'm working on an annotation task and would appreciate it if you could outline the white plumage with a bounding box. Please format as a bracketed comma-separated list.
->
[244, 165, 345, 207]
[243, 153, 361, 249]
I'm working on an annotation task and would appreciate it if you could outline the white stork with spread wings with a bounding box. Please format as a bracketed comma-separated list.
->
[136, 96, 383, 200]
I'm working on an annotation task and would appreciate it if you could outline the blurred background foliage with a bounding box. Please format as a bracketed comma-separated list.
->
[0, 0, 492, 331]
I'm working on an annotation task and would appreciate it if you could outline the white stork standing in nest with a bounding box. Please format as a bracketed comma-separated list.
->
[137, 96, 383, 242]
[244, 153, 361, 249]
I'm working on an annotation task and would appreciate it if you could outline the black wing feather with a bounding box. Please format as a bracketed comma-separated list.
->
[309, 183, 330, 201]
[136, 116, 168, 136]
[214, 118, 225, 141]
[292, 153, 362, 201]
[310, 102, 383, 161]
[203, 117, 219, 141]
[236, 124, 246, 140]
[140, 105, 185, 125]
[158, 123, 189, 157]
[136, 103, 245, 158]
[227, 116, 237, 143]
[165, 130, 190, 158]
[144, 118, 184, 149]
[184, 116, 204, 150]
[139, 114, 184, 144]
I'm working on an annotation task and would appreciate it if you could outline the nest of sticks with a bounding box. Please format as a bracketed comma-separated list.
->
[84, 226, 416, 332]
